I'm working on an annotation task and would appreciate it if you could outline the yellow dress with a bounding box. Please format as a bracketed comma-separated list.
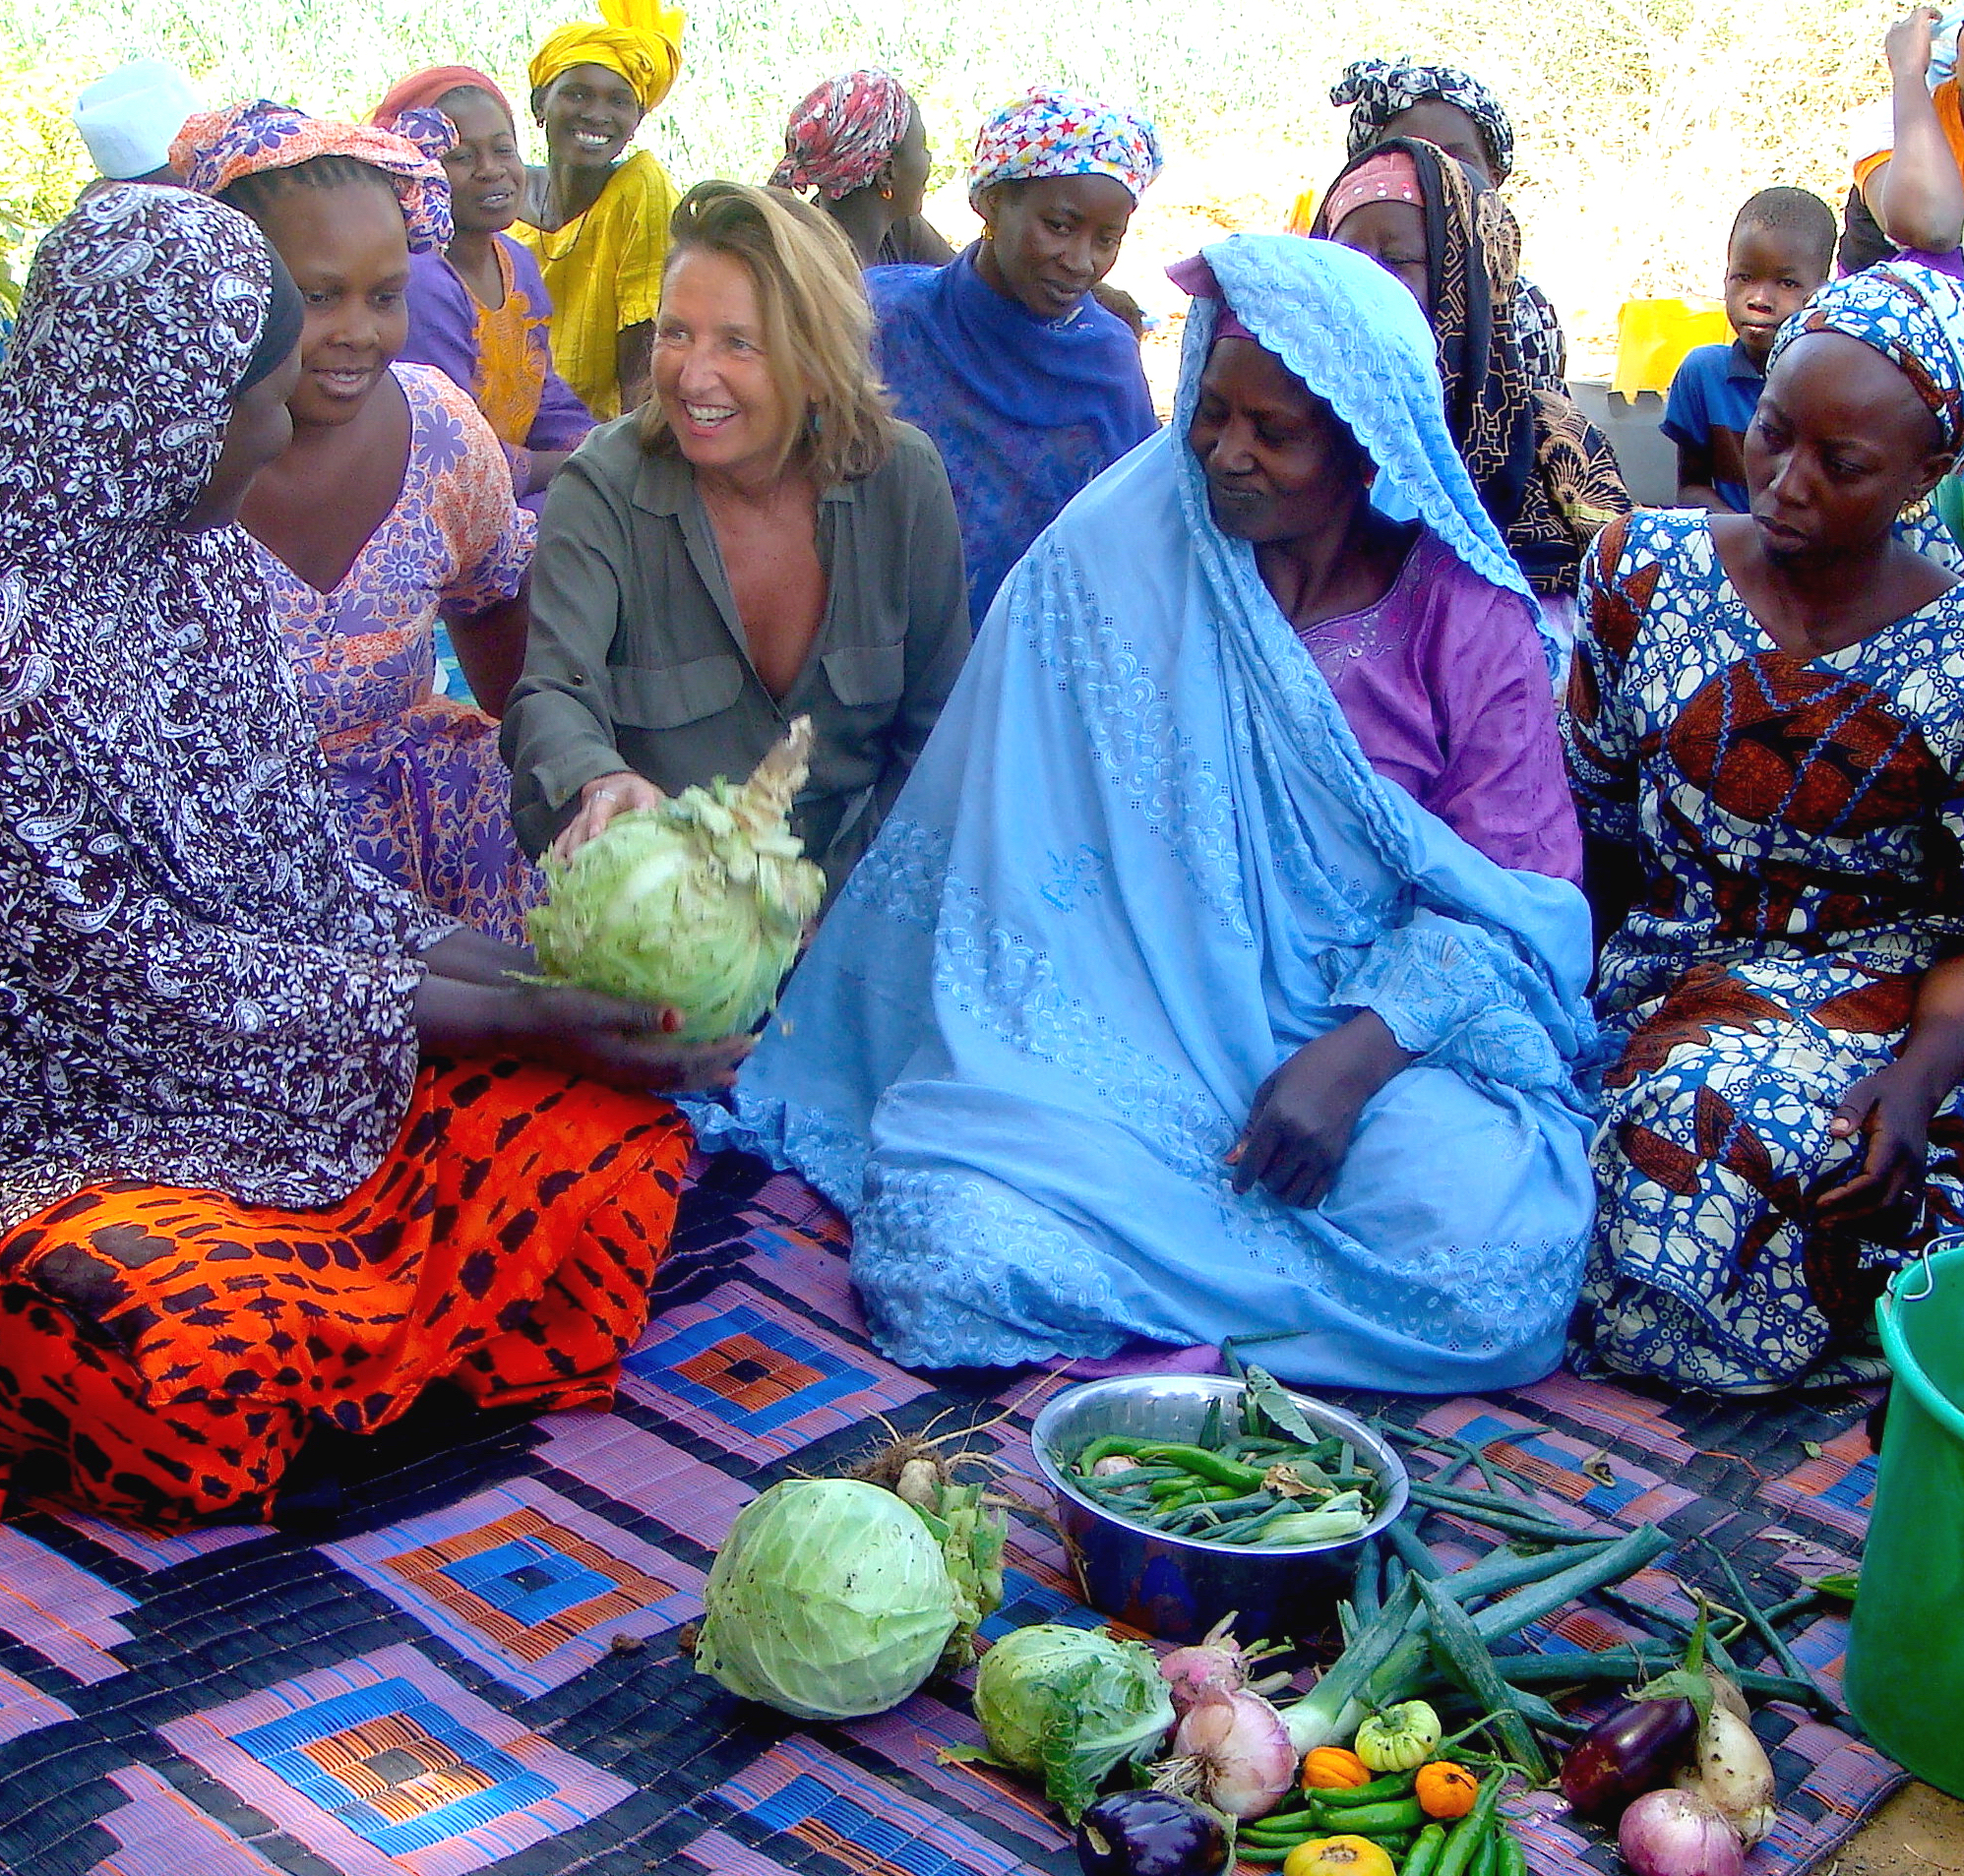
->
[516, 149, 680, 420]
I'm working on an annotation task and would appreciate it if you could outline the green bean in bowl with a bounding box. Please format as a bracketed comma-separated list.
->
[1063, 1367, 1391, 1546]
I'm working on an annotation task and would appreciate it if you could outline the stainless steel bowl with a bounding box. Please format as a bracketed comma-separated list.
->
[1029, 1374, 1410, 1644]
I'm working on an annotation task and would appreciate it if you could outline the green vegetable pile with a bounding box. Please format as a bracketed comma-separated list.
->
[526, 717, 825, 1042]
[1061, 1368, 1387, 1546]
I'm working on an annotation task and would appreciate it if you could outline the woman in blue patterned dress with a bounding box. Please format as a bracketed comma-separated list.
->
[1567, 262, 1964, 1393]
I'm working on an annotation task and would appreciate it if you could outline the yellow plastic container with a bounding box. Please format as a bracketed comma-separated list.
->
[1613, 298, 1731, 397]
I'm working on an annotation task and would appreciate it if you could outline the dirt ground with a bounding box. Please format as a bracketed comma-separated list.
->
[1838, 1784, 1964, 1876]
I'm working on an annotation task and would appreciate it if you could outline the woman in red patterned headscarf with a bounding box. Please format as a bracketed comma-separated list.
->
[770, 69, 949, 269]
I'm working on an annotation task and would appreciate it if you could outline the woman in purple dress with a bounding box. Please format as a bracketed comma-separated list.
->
[374, 67, 593, 514]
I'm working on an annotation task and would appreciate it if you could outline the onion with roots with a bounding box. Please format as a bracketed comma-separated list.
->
[1153, 1687, 1299, 1820]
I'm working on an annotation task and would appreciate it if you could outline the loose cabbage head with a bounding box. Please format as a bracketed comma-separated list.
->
[527, 718, 825, 1041]
[972, 1623, 1177, 1820]
[695, 1479, 959, 1721]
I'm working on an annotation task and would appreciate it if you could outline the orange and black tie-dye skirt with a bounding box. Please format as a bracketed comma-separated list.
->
[0, 1057, 690, 1530]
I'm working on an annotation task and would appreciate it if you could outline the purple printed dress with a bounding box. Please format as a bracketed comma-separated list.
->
[399, 234, 593, 516]
[256, 364, 542, 943]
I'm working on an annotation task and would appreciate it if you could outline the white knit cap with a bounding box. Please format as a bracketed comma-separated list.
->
[73, 60, 200, 180]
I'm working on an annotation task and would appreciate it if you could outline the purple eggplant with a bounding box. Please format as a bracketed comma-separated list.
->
[1560, 1696, 1700, 1820]
[1076, 1789, 1228, 1876]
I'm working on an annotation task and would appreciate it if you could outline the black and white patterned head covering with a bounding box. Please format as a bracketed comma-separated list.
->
[0, 185, 454, 1231]
[1330, 57, 1515, 185]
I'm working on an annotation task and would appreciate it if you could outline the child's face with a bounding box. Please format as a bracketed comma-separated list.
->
[1726, 222, 1826, 365]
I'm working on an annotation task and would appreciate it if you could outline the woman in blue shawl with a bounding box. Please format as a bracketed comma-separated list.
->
[866, 87, 1160, 619]
[700, 235, 1599, 1391]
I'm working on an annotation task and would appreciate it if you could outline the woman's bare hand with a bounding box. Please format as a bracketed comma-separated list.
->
[553, 770, 665, 863]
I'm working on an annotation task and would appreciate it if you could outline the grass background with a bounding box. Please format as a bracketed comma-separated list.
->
[0, 0, 1904, 370]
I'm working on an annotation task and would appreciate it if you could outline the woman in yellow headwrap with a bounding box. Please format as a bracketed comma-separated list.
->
[519, 0, 685, 419]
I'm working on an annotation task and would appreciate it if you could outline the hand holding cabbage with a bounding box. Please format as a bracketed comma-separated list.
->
[527, 720, 827, 1043]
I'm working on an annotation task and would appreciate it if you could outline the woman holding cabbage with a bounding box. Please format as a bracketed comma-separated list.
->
[0, 186, 745, 1531]
[697, 235, 1599, 1393]
[502, 181, 970, 893]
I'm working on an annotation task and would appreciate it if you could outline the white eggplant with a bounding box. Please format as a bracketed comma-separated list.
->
[1674, 1702, 1775, 1846]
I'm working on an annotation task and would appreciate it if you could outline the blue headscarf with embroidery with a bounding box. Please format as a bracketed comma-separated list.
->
[691, 228, 1598, 1394]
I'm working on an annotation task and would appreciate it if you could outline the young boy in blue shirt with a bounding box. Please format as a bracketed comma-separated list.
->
[1663, 187, 1837, 512]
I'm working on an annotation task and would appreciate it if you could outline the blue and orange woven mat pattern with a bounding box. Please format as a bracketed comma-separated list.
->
[0, 1152, 1901, 1876]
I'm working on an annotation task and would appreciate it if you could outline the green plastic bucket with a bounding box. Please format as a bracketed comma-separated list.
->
[1845, 1244, 1964, 1796]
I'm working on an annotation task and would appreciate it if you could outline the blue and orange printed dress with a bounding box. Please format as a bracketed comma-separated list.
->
[257, 363, 542, 943]
[1565, 509, 1964, 1392]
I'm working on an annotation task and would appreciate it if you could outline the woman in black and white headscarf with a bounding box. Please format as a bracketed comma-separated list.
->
[1320, 57, 1570, 395]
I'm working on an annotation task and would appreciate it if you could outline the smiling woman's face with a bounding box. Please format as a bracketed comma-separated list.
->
[1187, 333, 1372, 543]
[437, 87, 524, 235]
[535, 63, 644, 173]
[255, 180, 410, 430]
[976, 174, 1135, 320]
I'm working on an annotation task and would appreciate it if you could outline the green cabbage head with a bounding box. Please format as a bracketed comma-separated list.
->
[695, 1479, 959, 1721]
[972, 1622, 1177, 1820]
[527, 718, 826, 1041]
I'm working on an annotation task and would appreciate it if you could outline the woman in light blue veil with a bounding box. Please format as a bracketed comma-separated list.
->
[695, 233, 1600, 1392]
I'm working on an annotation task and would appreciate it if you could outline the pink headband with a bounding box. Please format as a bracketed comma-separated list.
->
[1321, 150, 1423, 232]
[1166, 252, 1255, 342]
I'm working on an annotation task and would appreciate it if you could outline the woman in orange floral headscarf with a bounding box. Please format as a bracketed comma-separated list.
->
[175, 100, 544, 945]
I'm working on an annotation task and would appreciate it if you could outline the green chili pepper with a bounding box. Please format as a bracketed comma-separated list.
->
[1316, 1773, 1417, 1807]
[1402, 1824, 1450, 1876]
[1469, 1830, 1502, 1876]
[1434, 1774, 1504, 1876]
[1311, 1798, 1426, 1836]
[1129, 1442, 1268, 1490]
[1495, 1829, 1526, 1876]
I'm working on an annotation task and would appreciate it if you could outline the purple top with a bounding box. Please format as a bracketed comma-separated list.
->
[1300, 528, 1583, 882]
[399, 233, 592, 511]
[1896, 247, 1964, 278]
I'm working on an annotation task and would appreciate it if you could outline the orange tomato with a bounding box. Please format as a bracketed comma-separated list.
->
[1415, 1760, 1483, 1820]
[1301, 1745, 1373, 1791]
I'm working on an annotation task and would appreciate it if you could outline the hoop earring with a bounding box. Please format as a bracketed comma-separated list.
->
[879, 184, 893, 201]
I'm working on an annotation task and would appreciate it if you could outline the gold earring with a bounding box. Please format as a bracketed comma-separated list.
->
[879, 183, 893, 201]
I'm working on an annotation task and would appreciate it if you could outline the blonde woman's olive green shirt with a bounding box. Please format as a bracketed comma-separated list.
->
[503, 414, 970, 890]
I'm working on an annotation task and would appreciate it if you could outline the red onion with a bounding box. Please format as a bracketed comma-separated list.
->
[1618, 1788, 1746, 1876]
[1158, 1613, 1264, 1713]
[1153, 1688, 1297, 1821]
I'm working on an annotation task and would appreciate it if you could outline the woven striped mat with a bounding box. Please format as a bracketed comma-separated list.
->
[0, 1151, 1899, 1876]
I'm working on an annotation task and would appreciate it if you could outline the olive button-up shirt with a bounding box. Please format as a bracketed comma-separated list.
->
[502, 415, 970, 891]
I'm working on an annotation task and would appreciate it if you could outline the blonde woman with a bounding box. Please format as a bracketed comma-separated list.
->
[503, 181, 970, 891]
